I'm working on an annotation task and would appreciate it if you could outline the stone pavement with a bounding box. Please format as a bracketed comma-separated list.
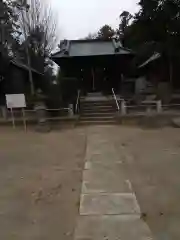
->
[74, 126, 153, 240]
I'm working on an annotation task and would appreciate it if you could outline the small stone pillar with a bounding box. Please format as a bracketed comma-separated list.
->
[34, 101, 50, 132]
[1, 106, 7, 119]
[68, 104, 74, 117]
[156, 100, 162, 113]
[121, 100, 127, 115]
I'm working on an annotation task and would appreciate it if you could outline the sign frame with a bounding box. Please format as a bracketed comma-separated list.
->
[6, 94, 26, 109]
[5, 94, 27, 131]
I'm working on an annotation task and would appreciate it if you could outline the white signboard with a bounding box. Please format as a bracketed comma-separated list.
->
[6, 94, 26, 109]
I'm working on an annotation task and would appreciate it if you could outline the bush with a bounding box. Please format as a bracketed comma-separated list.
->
[60, 77, 78, 104]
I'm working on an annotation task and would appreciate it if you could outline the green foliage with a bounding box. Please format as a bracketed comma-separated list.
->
[116, 0, 180, 70]
[85, 25, 115, 41]
[0, 0, 21, 57]
[84, 32, 97, 40]
[58, 68, 78, 105]
[97, 25, 115, 40]
[118, 11, 132, 44]
[124, 0, 180, 52]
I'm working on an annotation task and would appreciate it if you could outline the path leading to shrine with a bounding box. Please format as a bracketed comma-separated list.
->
[0, 125, 180, 239]
[74, 125, 153, 240]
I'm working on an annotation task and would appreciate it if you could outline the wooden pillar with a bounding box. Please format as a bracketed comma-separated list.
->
[91, 67, 95, 91]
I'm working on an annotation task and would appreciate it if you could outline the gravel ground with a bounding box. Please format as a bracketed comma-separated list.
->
[0, 127, 86, 240]
[112, 126, 180, 240]
[1, 125, 180, 240]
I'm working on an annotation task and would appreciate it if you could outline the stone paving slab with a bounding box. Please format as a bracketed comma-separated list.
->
[74, 126, 153, 240]
[85, 152, 122, 163]
[87, 138, 110, 144]
[75, 215, 153, 240]
[86, 146, 116, 156]
[84, 161, 123, 170]
[82, 169, 131, 193]
[80, 193, 140, 215]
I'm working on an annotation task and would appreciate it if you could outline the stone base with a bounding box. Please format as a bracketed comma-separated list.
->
[139, 115, 170, 129]
[172, 118, 180, 128]
[35, 122, 51, 133]
[117, 114, 172, 129]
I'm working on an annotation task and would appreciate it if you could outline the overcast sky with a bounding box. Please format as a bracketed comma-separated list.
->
[50, 0, 139, 40]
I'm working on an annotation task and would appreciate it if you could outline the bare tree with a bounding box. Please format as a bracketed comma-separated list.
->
[15, 0, 58, 94]
[17, 0, 57, 53]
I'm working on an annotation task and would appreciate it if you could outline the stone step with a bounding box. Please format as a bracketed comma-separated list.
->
[80, 97, 117, 125]
[81, 100, 115, 104]
[80, 115, 115, 121]
[82, 104, 115, 108]
[78, 120, 117, 125]
[81, 112, 115, 118]
[81, 99, 115, 103]
[86, 92, 103, 96]
[82, 104, 115, 110]
[81, 100, 115, 105]
[82, 108, 116, 113]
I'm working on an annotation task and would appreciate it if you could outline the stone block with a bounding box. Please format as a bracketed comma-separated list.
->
[82, 169, 131, 193]
[80, 193, 140, 215]
[75, 215, 153, 240]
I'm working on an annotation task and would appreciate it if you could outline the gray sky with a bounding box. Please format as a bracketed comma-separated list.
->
[50, 0, 139, 40]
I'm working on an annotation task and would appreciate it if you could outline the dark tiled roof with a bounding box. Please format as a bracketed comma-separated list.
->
[52, 39, 133, 59]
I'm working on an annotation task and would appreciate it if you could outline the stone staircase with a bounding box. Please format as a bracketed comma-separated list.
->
[79, 93, 118, 125]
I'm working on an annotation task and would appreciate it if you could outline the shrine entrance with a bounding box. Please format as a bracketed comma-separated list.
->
[51, 39, 134, 94]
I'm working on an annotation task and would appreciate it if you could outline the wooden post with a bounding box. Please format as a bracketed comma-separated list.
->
[22, 108, 27, 132]
[169, 59, 173, 85]
[10, 108, 15, 129]
[91, 68, 95, 91]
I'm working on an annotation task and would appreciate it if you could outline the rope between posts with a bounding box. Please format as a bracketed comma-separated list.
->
[8, 108, 72, 113]
[126, 105, 157, 109]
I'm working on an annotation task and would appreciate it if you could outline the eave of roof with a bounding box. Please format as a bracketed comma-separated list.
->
[51, 39, 134, 60]
[139, 53, 161, 68]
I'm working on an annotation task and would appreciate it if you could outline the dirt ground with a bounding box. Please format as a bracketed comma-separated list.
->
[112, 126, 180, 240]
[1, 125, 180, 240]
[0, 127, 86, 240]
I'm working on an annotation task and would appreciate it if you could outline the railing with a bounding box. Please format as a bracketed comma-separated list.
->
[119, 100, 163, 116]
[0, 107, 76, 130]
[112, 88, 120, 111]
[111, 91, 164, 116]
[0, 108, 73, 120]
[75, 90, 81, 114]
